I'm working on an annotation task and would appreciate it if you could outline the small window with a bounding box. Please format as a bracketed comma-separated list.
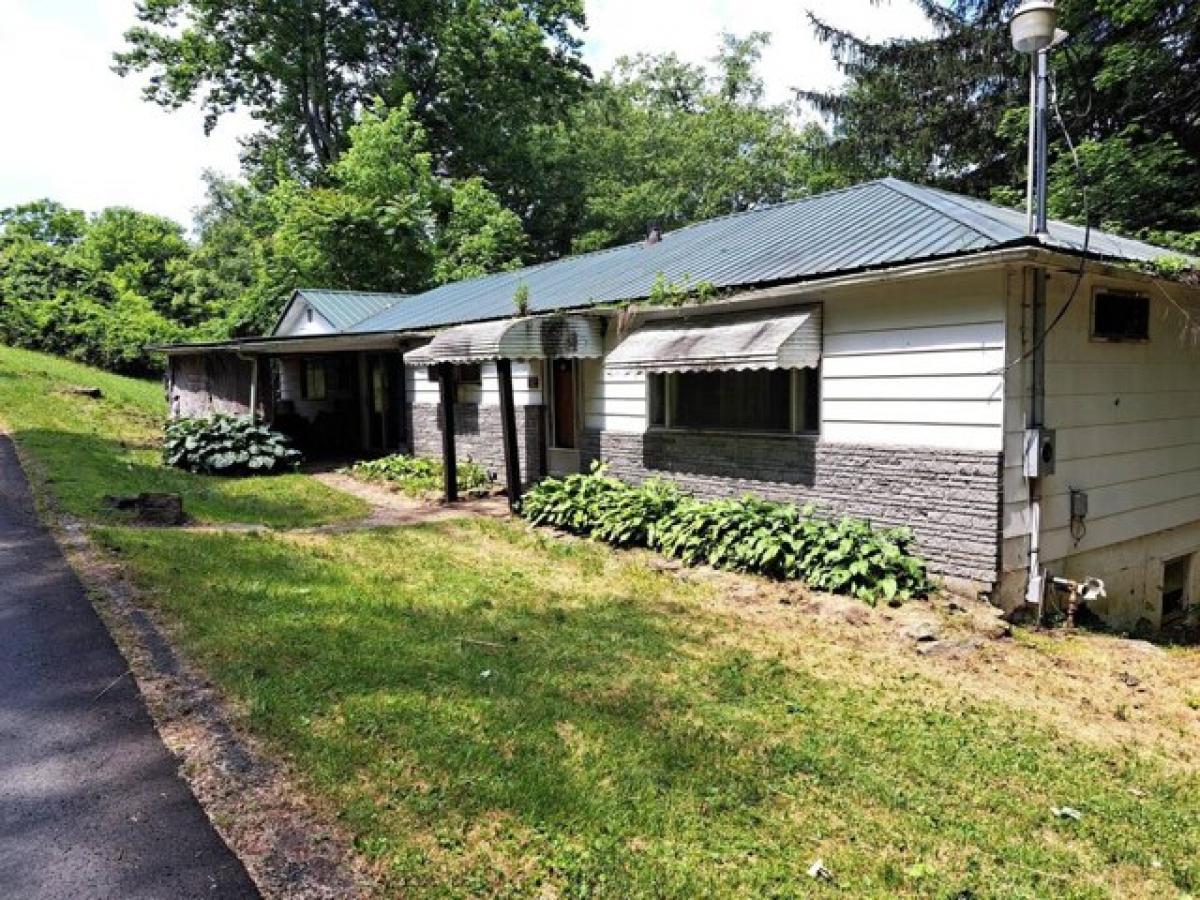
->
[649, 368, 819, 433]
[1162, 554, 1191, 620]
[301, 358, 327, 401]
[1092, 291, 1149, 342]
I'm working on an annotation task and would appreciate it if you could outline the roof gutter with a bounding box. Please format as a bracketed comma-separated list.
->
[594, 245, 1050, 322]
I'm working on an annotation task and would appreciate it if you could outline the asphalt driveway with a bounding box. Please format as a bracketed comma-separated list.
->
[0, 436, 258, 899]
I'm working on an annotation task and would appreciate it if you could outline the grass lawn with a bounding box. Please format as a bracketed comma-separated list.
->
[7, 345, 1200, 897]
[98, 519, 1200, 898]
[0, 346, 366, 527]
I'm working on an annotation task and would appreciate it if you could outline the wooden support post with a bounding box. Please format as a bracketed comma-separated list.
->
[437, 363, 458, 502]
[248, 356, 259, 423]
[496, 358, 522, 511]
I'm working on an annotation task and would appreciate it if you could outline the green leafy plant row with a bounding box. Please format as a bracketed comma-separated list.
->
[163, 414, 302, 475]
[347, 453, 490, 497]
[519, 465, 932, 604]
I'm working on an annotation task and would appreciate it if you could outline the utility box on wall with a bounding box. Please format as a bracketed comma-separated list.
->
[1023, 427, 1056, 478]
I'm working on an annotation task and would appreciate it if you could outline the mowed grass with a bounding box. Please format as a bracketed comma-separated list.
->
[0, 346, 365, 526]
[97, 518, 1200, 899]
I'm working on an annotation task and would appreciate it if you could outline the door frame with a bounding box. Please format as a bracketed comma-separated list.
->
[546, 357, 582, 475]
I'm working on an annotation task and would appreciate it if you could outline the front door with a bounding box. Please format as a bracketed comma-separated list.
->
[548, 359, 581, 475]
[363, 352, 405, 454]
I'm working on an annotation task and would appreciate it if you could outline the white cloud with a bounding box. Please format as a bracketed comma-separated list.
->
[0, 0, 931, 228]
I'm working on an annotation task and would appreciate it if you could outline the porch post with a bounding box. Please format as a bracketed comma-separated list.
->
[496, 358, 522, 510]
[437, 362, 458, 502]
[248, 356, 259, 423]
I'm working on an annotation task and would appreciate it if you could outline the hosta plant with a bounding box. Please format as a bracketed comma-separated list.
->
[163, 415, 301, 475]
[520, 467, 932, 605]
[347, 453, 490, 497]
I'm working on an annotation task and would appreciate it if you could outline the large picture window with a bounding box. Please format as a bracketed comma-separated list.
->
[649, 368, 819, 433]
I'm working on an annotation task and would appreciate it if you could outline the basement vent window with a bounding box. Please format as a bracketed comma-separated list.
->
[1162, 554, 1191, 620]
[1091, 291, 1149, 342]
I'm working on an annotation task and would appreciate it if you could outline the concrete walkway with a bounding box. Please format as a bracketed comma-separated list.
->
[0, 436, 258, 899]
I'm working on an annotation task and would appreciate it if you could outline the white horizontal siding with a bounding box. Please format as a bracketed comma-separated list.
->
[406, 361, 543, 407]
[822, 348, 1005, 378]
[582, 337, 649, 432]
[821, 269, 1007, 450]
[822, 374, 1003, 401]
[822, 421, 1002, 451]
[824, 399, 1002, 427]
[1002, 269, 1200, 566]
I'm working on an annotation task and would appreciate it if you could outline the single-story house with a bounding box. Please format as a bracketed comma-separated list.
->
[158, 177, 1200, 631]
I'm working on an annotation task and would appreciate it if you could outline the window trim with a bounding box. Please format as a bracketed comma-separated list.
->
[647, 368, 820, 436]
[1089, 288, 1150, 344]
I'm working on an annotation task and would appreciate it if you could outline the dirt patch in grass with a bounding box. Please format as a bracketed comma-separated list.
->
[677, 565, 1200, 771]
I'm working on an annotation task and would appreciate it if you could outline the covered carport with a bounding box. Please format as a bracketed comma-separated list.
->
[158, 331, 427, 461]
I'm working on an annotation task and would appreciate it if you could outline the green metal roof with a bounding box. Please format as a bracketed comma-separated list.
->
[293, 289, 409, 332]
[348, 177, 1185, 335]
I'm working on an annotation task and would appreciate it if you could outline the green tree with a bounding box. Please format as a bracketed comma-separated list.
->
[434, 178, 527, 283]
[173, 174, 270, 337]
[262, 100, 438, 298]
[559, 34, 843, 251]
[802, 0, 1200, 234]
[0, 200, 88, 246]
[76, 207, 195, 323]
[114, 0, 590, 252]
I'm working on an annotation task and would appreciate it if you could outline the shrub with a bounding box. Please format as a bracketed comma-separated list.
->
[512, 465, 624, 534]
[520, 466, 684, 546]
[520, 466, 931, 604]
[347, 453, 489, 496]
[163, 415, 301, 475]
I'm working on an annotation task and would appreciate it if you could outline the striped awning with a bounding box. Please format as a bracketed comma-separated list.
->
[404, 315, 605, 365]
[606, 306, 822, 372]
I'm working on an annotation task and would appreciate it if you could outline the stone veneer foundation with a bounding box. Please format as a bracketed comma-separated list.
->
[408, 403, 544, 490]
[581, 429, 1002, 585]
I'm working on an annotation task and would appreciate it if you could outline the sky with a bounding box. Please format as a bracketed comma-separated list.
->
[0, 0, 931, 230]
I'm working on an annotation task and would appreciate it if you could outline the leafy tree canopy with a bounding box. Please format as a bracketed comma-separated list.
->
[801, 0, 1200, 234]
[114, 0, 590, 252]
[553, 33, 845, 252]
[1, 200, 88, 246]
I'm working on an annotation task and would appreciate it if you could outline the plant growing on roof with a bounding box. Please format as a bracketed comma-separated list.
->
[513, 282, 531, 316]
[647, 272, 718, 307]
[163, 415, 301, 475]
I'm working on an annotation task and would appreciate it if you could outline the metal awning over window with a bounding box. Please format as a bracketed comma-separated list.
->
[404, 315, 605, 365]
[606, 306, 821, 372]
